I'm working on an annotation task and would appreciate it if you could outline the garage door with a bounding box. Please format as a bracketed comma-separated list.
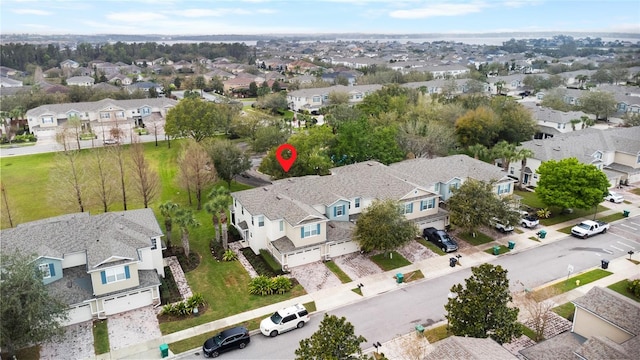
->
[286, 247, 321, 268]
[103, 289, 153, 315]
[64, 304, 92, 326]
[416, 219, 445, 232]
[328, 240, 359, 258]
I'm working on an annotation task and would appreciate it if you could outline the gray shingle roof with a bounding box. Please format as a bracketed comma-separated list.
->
[575, 335, 633, 360]
[26, 97, 177, 117]
[0, 209, 163, 269]
[519, 331, 586, 360]
[572, 287, 640, 336]
[424, 336, 517, 360]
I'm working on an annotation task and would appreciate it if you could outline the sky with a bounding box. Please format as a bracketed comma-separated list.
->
[1, 0, 639, 36]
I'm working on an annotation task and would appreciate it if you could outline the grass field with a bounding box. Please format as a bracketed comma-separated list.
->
[325, 260, 352, 283]
[416, 237, 446, 255]
[514, 190, 609, 226]
[552, 302, 575, 320]
[484, 244, 510, 255]
[458, 231, 493, 246]
[370, 251, 411, 271]
[608, 279, 640, 302]
[534, 269, 612, 300]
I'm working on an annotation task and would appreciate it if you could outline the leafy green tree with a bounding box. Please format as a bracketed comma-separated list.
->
[204, 186, 234, 250]
[330, 120, 405, 165]
[322, 104, 364, 130]
[328, 91, 350, 106]
[165, 98, 238, 142]
[445, 263, 521, 345]
[398, 118, 456, 159]
[490, 97, 537, 144]
[248, 81, 258, 97]
[205, 139, 251, 188]
[174, 206, 200, 256]
[255, 93, 287, 114]
[454, 106, 500, 147]
[536, 158, 610, 214]
[271, 80, 281, 92]
[591, 68, 612, 84]
[252, 125, 289, 153]
[579, 91, 618, 121]
[353, 199, 417, 257]
[295, 314, 368, 360]
[194, 75, 206, 96]
[0, 251, 69, 357]
[515, 148, 535, 189]
[159, 201, 178, 248]
[541, 88, 573, 112]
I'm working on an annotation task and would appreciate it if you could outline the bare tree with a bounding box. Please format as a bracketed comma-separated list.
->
[89, 148, 116, 212]
[145, 114, 164, 146]
[66, 115, 82, 150]
[514, 286, 559, 342]
[176, 140, 217, 210]
[129, 141, 160, 208]
[107, 142, 129, 210]
[1, 183, 15, 228]
[49, 149, 88, 213]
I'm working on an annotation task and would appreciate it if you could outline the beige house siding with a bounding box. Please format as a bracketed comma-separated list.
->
[572, 308, 633, 344]
[91, 263, 140, 296]
[613, 152, 640, 169]
[291, 222, 327, 248]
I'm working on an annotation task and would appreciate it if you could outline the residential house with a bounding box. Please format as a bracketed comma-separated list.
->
[0, 77, 23, 87]
[60, 59, 80, 69]
[521, 102, 596, 139]
[321, 71, 358, 86]
[424, 336, 517, 360]
[286, 60, 321, 74]
[520, 287, 640, 359]
[67, 76, 95, 87]
[0, 209, 165, 326]
[287, 84, 382, 113]
[108, 73, 133, 86]
[515, 127, 640, 187]
[231, 154, 514, 269]
[402, 79, 490, 96]
[25, 97, 177, 134]
[125, 81, 163, 95]
[419, 64, 470, 79]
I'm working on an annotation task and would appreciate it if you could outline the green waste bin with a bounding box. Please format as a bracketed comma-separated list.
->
[159, 343, 169, 358]
[396, 273, 404, 283]
[415, 324, 425, 334]
[508, 241, 515, 250]
[623, 210, 630, 217]
[537, 230, 547, 239]
[493, 246, 500, 255]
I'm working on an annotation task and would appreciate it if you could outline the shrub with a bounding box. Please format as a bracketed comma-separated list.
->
[249, 275, 273, 296]
[260, 249, 283, 274]
[161, 303, 177, 316]
[175, 301, 192, 316]
[627, 279, 640, 297]
[271, 276, 292, 294]
[186, 293, 206, 309]
[222, 249, 238, 261]
[537, 208, 551, 219]
[242, 248, 282, 277]
[209, 238, 225, 261]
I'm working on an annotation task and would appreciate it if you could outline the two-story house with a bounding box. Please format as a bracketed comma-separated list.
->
[515, 127, 640, 188]
[231, 155, 514, 270]
[287, 84, 383, 113]
[66, 76, 95, 87]
[521, 102, 596, 139]
[0, 209, 165, 326]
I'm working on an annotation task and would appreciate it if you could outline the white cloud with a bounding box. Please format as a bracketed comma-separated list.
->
[12, 9, 51, 15]
[105, 12, 167, 23]
[173, 8, 275, 17]
[390, 2, 487, 19]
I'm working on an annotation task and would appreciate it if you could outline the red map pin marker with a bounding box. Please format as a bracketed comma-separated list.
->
[275, 144, 297, 172]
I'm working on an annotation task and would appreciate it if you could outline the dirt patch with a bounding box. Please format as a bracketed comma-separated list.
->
[40, 321, 94, 360]
[289, 261, 342, 293]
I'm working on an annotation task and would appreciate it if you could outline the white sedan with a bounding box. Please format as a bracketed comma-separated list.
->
[604, 191, 624, 203]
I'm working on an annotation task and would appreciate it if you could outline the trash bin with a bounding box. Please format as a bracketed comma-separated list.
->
[508, 241, 515, 250]
[415, 324, 425, 334]
[396, 273, 404, 283]
[159, 343, 169, 358]
[601, 259, 609, 270]
[493, 246, 500, 255]
[623, 210, 630, 217]
[538, 230, 547, 239]
[449, 257, 457, 267]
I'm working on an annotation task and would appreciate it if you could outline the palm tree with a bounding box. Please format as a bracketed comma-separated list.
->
[204, 186, 233, 250]
[174, 207, 200, 256]
[159, 201, 178, 248]
[570, 118, 581, 131]
[515, 148, 535, 190]
[467, 144, 488, 160]
[491, 141, 517, 172]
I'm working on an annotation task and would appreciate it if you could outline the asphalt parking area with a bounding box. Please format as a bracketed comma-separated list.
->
[39, 320, 94, 360]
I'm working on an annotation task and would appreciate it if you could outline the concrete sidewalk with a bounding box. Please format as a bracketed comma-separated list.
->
[96, 199, 640, 360]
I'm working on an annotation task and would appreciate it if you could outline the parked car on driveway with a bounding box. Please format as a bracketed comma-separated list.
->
[202, 326, 250, 358]
[422, 227, 458, 253]
[491, 217, 514, 233]
[518, 211, 539, 228]
[260, 303, 310, 337]
[103, 138, 119, 145]
[604, 191, 624, 203]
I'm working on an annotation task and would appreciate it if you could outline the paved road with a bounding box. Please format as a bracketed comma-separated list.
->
[175, 221, 640, 359]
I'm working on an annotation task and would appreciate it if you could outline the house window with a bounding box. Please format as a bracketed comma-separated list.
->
[42, 116, 54, 124]
[355, 198, 361, 208]
[100, 113, 110, 119]
[101, 266, 130, 284]
[116, 111, 125, 118]
[312, 96, 321, 103]
[497, 183, 511, 195]
[251, 217, 254, 225]
[637, 153, 640, 164]
[510, 167, 515, 175]
[151, 238, 157, 250]
[420, 198, 435, 211]
[141, 108, 151, 115]
[334, 205, 345, 217]
[594, 152, 602, 160]
[402, 203, 414, 214]
[301, 224, 320, 239]
[39, 263, 53, 278]
[279, 220, 284, 232]
[258, 216, 264, 227]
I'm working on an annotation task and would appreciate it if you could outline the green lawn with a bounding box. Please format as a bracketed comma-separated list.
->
[370, 251, 411, 271]
[457, 231, 493, 246]
[351, 287, 363, 296]
[608, 279, 640, 302]
[552, 302, 575, 320]
[422, 324, 451, 343]
[416, 237, 446, 255]
[514, 190, 609, 226]
[325, 260, 352, 283]
[484, 245, 511, 255]
[520, 323, 540, 341]
[93, 320, 110, 355]
[534, 269, 613, 300]
[403, 269, 425, 283]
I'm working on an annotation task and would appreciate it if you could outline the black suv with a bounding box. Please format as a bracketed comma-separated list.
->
[202, 326, 250, 358]
[423, 227, 459, 253]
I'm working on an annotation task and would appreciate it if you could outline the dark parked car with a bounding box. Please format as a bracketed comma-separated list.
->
[202, 326, 250, 358]
[423, 227, 459, 253]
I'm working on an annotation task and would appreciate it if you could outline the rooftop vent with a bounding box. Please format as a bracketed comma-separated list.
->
[263, 187, 269, 191]
[553, 146, 561, 151]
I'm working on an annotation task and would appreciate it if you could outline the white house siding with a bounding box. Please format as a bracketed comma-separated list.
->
[63, 303, 93, 326]
[328, 240, 359, 258]
[102, 288, 154, 315]
[285, 246, 322, 268]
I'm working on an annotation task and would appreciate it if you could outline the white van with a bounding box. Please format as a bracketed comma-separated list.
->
[260, 303, 310, 337]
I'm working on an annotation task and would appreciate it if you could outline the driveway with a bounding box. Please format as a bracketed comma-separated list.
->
[40, 321, 94, 360]
[108, 305, 162, 351]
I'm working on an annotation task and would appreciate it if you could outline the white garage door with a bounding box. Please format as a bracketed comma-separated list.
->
[103, 289, 153, 315]
[329, 240, 359, 258]
[286, 247, 321, 268]
[64, 304, 93, 326]
[417, 219, 445, 232]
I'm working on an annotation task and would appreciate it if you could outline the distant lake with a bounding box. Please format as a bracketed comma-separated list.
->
[150, 35, 639, 47]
